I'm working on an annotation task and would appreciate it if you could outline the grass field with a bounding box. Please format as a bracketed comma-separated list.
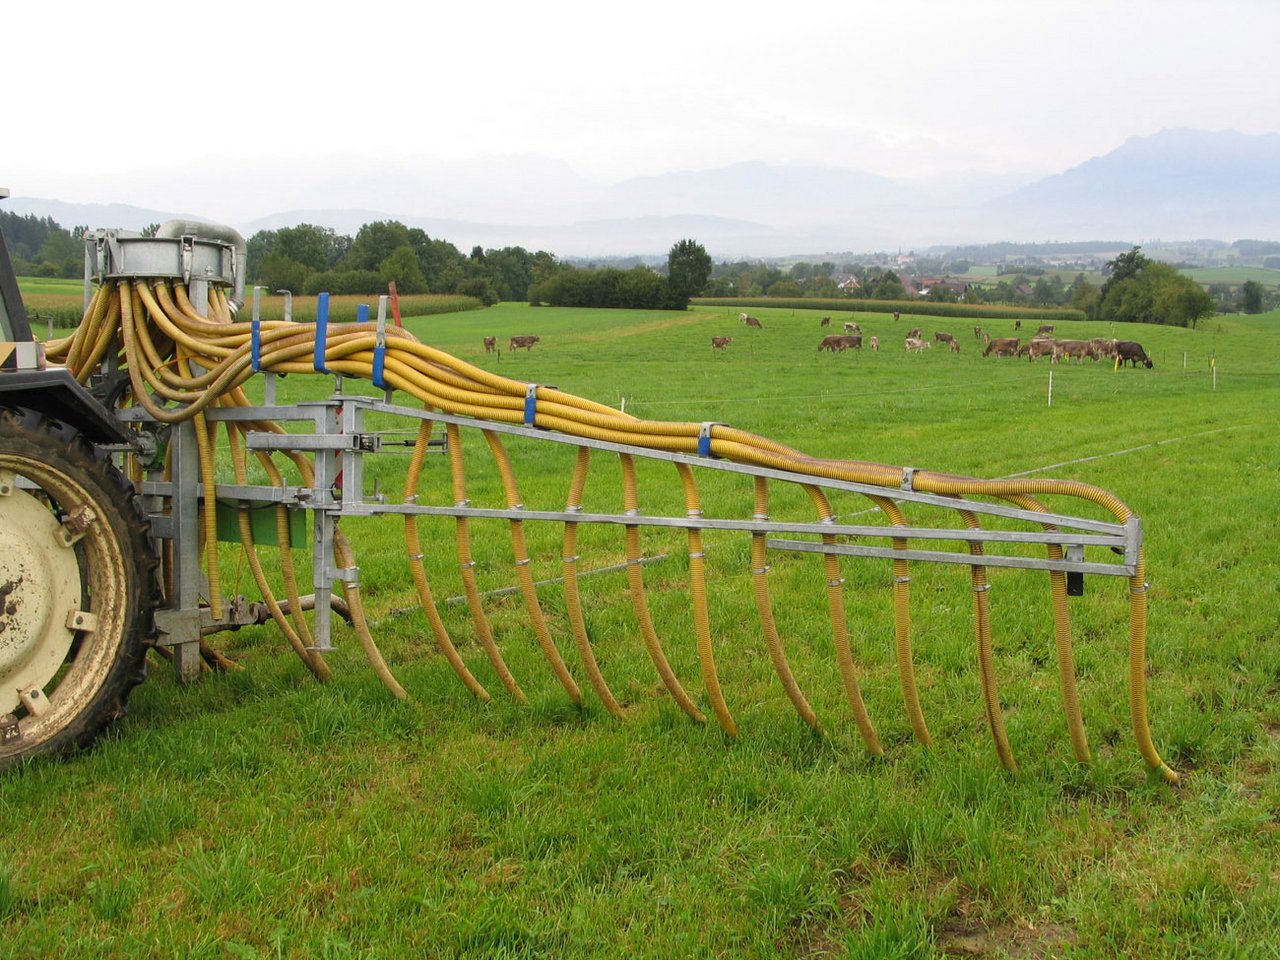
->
[14, 276, 85, 297]
[2, 302, 1279, 958]
[1179, 266, 1280, 287]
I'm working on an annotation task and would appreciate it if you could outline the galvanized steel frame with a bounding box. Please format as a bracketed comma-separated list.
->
[131, 389, 1141, 671]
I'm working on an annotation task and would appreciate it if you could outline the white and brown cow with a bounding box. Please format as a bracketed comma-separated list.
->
[483, 336, 496, 353]
[904, 337, 931, 352]
[739, 313, 763, 328]
[711, 336, 733, 350]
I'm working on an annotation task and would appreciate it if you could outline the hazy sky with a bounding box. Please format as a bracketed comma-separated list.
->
[5, 0, 1278, 216]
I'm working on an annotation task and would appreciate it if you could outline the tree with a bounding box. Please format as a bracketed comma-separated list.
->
[343, 221, 413, 272]
[1100, 260, 1213, 329]
[258, 253, 311, 295]
[1100, 246, 1150, 303]
[666, 239, 711, 309]
[767, 279, 802, 297]
[1240, 280, 1264, 314]
[378, 245, 427, 294]
[872, 271, 907, 300]
[1070, 277, 1100, 318]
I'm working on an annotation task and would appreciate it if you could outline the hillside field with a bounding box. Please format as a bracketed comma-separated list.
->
[2, 302, 1278, 958]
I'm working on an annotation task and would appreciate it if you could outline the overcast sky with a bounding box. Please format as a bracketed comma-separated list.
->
[5, 0, 1278, 218]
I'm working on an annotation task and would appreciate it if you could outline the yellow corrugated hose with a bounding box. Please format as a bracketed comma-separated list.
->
[41, 279, 1175, 780]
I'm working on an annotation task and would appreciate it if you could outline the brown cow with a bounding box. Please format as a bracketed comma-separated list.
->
[1036, 324, 1055, 336]
[1114, 340, 1153, 368]
[904, 337, 931, 352]
[869, 336, 880, 352]
[973, 326, 984, 340]
[1015, 319, 1022, 331]
[819, 334, 861, 352]
[820, 316, 831, 327]
[949, 339, 960, 353]
[1089, 337, 1118, 359]
[1025, 337, 1057, 361]
[1052, 339, 1098, 364]
[509, 335, 541, 351]
[983, 337, 1020, 358]
[844, 321, 861, 334]
[907, 327, 923, 339]
[711, 336, 733, 350]
[934, 331, 956, 345]
[893, 311, 901, 322]
[740, 313, 763, 328]
[483, 336, 496, 353]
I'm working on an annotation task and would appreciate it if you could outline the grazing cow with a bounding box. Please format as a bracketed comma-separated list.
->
[821, 316, 831, 327]
[1015, 320, 1022, 331]
[740, 313, 763, 328]
[1052, 339, 1099, 364]
[483, 336, 496, 353]
[934, 331, 956, 346]
[819, 334, 861, 352]
[973, 326, 984, 340]
[844, 321, 861, 334]
[983, 337, 1020, 358]
[509, 335, 541, 351]
[907, 327, 923, 339]
[904, 337, 931, 352]
[869, 336, 880, 352]
[1036, 324, 1055, 336]
[949, 339, 960, 353]
[1114, 340, 1154, 368]
[1025, 337, 1057, 361]
[710, 336, 733, 350]
[1089, 337, 1118, 359]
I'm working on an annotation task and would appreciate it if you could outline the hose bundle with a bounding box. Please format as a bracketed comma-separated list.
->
[43, 280, 1176, 781]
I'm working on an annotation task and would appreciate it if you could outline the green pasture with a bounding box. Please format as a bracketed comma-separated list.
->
[1179, 265, 1280, 287]
[14, 276, 85, 297]
[2, 303, 1279, 958]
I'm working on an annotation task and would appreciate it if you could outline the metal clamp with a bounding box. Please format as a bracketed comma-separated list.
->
[698, 422, 724, 458]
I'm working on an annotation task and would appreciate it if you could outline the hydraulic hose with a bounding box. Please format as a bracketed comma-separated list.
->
[676, 462, 736, 736]
[404, 419, 491, 702]
[753, 478, 819, 730]
[45, 276, 1174, 779]
[482, 429, 582, 704]
[619, 453, 705, 724]
[561, 446, 625, 717]
[446, 421, 525, 703]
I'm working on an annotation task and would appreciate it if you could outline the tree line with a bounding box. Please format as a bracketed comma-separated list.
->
[246, 221, 559, 305]
[0, 209, 1251, 323]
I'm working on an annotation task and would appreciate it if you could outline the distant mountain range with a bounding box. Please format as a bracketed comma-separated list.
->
[5, 129, 1277, 257]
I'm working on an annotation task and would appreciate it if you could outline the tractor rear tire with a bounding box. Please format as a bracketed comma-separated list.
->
[0, 406, 154, 770]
